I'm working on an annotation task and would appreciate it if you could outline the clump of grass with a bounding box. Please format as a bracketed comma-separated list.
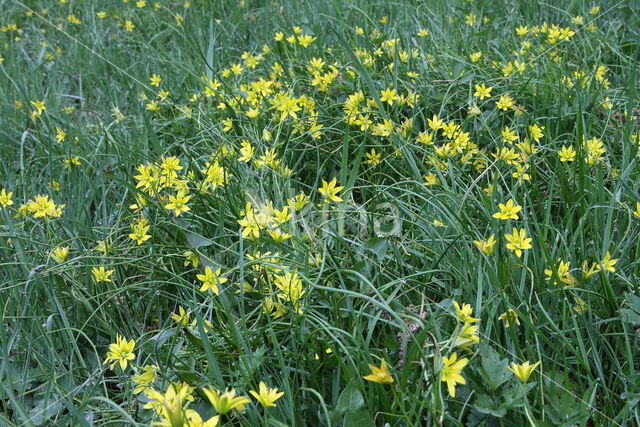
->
[1, 0, 640, 425]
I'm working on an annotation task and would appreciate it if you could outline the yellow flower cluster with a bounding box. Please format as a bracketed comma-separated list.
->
[19, 194, 64, 219]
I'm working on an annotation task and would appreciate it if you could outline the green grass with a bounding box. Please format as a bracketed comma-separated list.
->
[1, 0, 640, 425]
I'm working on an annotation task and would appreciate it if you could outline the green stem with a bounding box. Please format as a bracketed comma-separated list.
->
[522, 384, 536, 426]
[390, 383, 411, 422]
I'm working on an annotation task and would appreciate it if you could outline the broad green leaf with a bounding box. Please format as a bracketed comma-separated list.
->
[335, 382, 364, 414]
[620, 293, 640, 326]
[478, 344, 512, 390]
[344, 407, 375, 427]
[473, 394, 507, 418]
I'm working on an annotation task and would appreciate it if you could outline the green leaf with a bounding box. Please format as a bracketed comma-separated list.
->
[141, 328, 178, 354]
[478, 344, 512, 391]
[28, 395, 64, 426]
[344, 407, 375, 426]
[545, 391, 588, 425]
[364, 237, 388, 259]
[620, 293, 640, 326]
[335, 382, 364, 414]
[184, 230, 214, 249]
[473, 394, 507, 418]
[501, 382, 532, 408]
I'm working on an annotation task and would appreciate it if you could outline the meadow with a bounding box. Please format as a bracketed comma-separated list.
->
[1, 0, 640, 425]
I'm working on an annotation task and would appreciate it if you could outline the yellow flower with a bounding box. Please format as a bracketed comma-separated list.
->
[453, 301, 479, 323]
[26, 194, 64, 219]
[244, 107, 259, 118]
[249, 382, 284, 408]
[363, 358, 394, 384]
[288, 193, 308, 211]
[493, 199, 522, 220]
[51, 246, 69, 264]
[55, 127, 66, 143]
[203, 387, 250, 416]
[366, 148, 381, 166]
[297, 34, 316, 48]
[498, 309, 520, 327]
[92, 266, 114, 282]
[441, 353, 468, 397]
[129, 221, 151, 245]
[64, 156, 81, 170]
[470, 51, 482, 63]
[558, 145, 576, 162]
[496, 94, 515, 111]
[473, 234, 496, 256]
[164, 191, 191, 216]
[238, 140, 254, 162]
[184, 250, 200, 268]
[172, 306, 191, 327]
[0, 188, 13, 207]
[318, 178, 343, 203]
[146, 100, 159, 111]
[67, 14, 81, 25]
[600, 251, 618, 273]
[31, 100, 46, 117]
[502, 62, 515, 77]
[186, 411, 219, 427]
[544, 259, 576, 287]
[231, 63, 243, 75]
[270, 93, 300, 121]
[508, 360, 540, 383]
[465, 13, 476, 26]
[132, 364, 158, 394]
[582, 260, 601, 279]
[573, 297, 587, 314]
[201, 160, 228, 191]
[529, 124, 544, 143]
[274, 271, 305, 313]
[455, 323, 479, 350]
[103, 334, 135, 371]
[427, 114, 444, 131]
[124, 20, 135, 31]
[96, 240, 108, 255]
[97, 11, 106, 19]
[238, 204, 265, 239]
[268, 229, 291, 242]
[423, 173, 439, 186]
[504, 227, 532, 257]
[633, 202, 640, 219]
[501, 126, 518, 144]
[380, 87, 399, 106]
[473, 83, 492, 100]
[144, 382, 195, 417]
[273, 207, 291, 224]
[197, 266, 228, 294]
[150, 74, 161, 87]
